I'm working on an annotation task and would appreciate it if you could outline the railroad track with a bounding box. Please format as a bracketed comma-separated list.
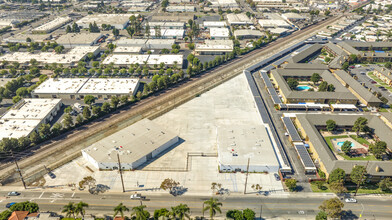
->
[0, 13, 345, 185]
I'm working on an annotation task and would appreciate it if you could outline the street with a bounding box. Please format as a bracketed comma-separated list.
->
[0, 190, 391, 219]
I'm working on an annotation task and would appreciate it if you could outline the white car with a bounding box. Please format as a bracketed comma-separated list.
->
[345, 198, 357, 203]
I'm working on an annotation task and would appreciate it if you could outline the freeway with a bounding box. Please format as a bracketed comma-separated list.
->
[0, 190, 391, 219]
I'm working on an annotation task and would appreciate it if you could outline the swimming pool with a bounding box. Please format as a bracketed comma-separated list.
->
[297, 86, 311, 91]
[337, 141, 354, 147]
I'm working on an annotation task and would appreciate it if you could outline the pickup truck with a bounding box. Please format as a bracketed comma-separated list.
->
[130, 194, 146, 200]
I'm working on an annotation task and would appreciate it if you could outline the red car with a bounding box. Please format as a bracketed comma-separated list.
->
[371, 81, 377, 84]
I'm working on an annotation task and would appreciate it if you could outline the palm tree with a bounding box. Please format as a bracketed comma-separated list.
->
[203, 198, 222, 220]
[113, 203, 129, 218]
[172, 204, 190, 220]
[131, 205, 150, 220]
[75, 201, 89, 218]
[62, 202, 76, 219]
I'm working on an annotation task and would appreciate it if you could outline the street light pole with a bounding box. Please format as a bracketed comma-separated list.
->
[11, 151, 26, 189]
[117, 153, 125, 193]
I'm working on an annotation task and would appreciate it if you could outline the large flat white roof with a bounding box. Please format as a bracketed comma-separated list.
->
[258, 19, 290, 27]
[147, 21, 185, 28]
[33, 16, 71, 32]
[102, 54, 183, 65]
[113, 46, 142, 53]
[218, 125, 279, 167]
[82, 118, 178, 164]
[150, 29, 184, 37]
[226, 13, 252, 25]
[0, 46, 99, 64]
[33, 78, 140, 95]
[76, 14, 137, 26]
[210, 27, 230, 37]
[2, 98, 62, 120]
[78, 78, 139, 94]
[195, 40, 233, 51]
[203, 21, 227, 27]
[0, 98, 62, 140]
[56, 33, 103, 45]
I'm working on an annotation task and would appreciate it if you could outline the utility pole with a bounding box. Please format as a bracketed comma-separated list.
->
[354, 161, 369, 196]
[11, 151, 26, 189]
[117, 153, 125, 193]
[244, 158, 250, 194]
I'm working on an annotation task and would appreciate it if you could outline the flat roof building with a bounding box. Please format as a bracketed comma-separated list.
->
[102, 54, 183, 67]
[150, 29, 185, 39]
[166, 5, 195, 12]
[233, 29, 264, 39]
[147, 21, 185, 29]
[82, 119, 179, 170]
[258, 19, 291, 28]
[76, 14, 136, 29]
[32, 78, 140, 99]
[195, 40, 233, 55]
[0, 99, 62, 140]
[55, 33, 103, 48]
[115, 38, 175, 50]
[113, 46, 142, 54]
[32, 16, 71, 34]
[203, 21, 227, 28]
[210, 27, 230, 39]
[3, 33, 52, 43]
[227, 14, 253, 25]
[0, 46, 100, 67]
[217, 125, 280, 173]
[281, 13, 306, 21]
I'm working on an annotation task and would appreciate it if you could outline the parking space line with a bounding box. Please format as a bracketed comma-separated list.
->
[38, 192, 45, 199]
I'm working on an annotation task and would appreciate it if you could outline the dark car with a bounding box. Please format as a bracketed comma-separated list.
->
[48, 172, 56, 179]
[274, 173, 280, 181]
[371, 81, 377, 84]
[6, 202, 16, 208]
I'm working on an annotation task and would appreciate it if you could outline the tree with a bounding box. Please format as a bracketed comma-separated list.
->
[153, 208, 169, 219]
[287, 78, 299, 90]
[75, 202, 88, 218]
[112, 28, 119, 37]
[319, 198, 344, 218]
[251, 184, 262, 193]
[51, 122, 63, 136]
[171, 204, 190, 220]
[131, 205, 150, 220]
[54, 45, 64, 54]
[318, 81, 328, 91]
[243, 208, 256, 220]
[62, 202, 76, 219]
[13, 95, 22, 103]
[9, 201, 39, 213]
[187, 54, 195, 65]
[203, 198, 222, 220]
[328, 168, 345, 183]
[285, 179, 297, 191]
[111, 96, 120, 109]
[84, 95, 95, 106]
[341, 141, 352, 155]
[352, 117, 369, 136]
[314, 181, 324, 189]
[160, 178, 179, 194]
[370, 141, 387, 159]
[29, 131, 40, 144]
[329, 181, 347, 194]
[226, 209, 242, 220]
[76, 114, 84, 125]
[63, 113, 74, 128]
[114, 203, 129, 218]
[16, 87, 28, 97]
[326, 120, 336, 132]
[315, 211, 328, 220]
[378, 178, 392, 191]
[324, 10, 331, 16]
[327, 84, 335, 92]
[101, 102, 111, 113]
[83, 107, 91, 119]
[311, 73, 321, 84]
[38, 123, 51, 139]
[350, 165, 367, 185]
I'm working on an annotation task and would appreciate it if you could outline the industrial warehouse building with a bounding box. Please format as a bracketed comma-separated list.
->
[82, 119, 179, 170]
[102, 54, 183, 67]
[55, 33, 103, 48]
[226, 13, 253, 25]
[0, 99, 62, 140]
[195, 40, 233, 55]
[76, 14, 137, 29]
[217, 125, 280, 173]
[32, 16, 72, 34]
[32, 78, 140, 99]
[115, 38, 175, 50]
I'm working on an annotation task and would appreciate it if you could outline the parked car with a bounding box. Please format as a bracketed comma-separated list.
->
[371, 81, 377, 84]
[6, 202, 16, 208]
[345, 198, 357, 203]
[7, 191, 20, 196]
[130, 193, 146, 200]
[274, 173, 280, 181]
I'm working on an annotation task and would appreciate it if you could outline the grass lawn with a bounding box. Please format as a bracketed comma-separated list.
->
[368, 72, 392, 90]
[338, 153, 378, 161]
[349, 135, 370, 145]
[310, 182, 392, 194]
[324, 135, 348, 151]
[379, 108, 389, 112]
[310, 182, 331, 193]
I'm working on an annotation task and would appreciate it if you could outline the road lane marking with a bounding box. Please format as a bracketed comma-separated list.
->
[38, 192, 45, 199]
[71, 192, 75, 198]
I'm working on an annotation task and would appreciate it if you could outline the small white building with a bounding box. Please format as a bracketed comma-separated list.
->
[203, 21, 227, 28]
[82, 119, 179, 170]
[113, 46, 142, 54]
[33, 16, 72, 34]
[226, 14, 253, 25]
[0, 99, 62, 140]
